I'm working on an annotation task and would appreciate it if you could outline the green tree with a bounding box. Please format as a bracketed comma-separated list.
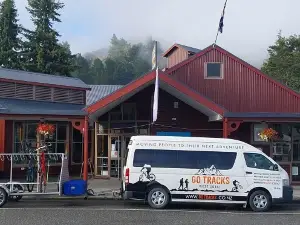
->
[91, 58, 106, 84]
[261, 32, 300, 91]
[21, 0, 75, 76]
[71, 53, 94, 84]
[0, 0, 22, 69]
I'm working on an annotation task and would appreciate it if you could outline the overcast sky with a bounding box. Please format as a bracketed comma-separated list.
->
[14, 0, 300, 67]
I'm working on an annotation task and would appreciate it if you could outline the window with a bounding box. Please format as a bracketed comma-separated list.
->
[13, 121, 68, 164]
[133, 149, 237, 170]
[244, 153, 274, 170]
[253, 123, 268, 142]
[72, 127, 92, 164]
[205, 62, 223, 79]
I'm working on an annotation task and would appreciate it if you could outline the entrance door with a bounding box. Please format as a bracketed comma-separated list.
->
[110, 136, 122, 179]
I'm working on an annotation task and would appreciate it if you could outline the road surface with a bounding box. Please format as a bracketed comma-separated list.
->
[1, 199, 300, 225]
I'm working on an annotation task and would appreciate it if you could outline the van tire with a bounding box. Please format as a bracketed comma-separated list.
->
[0, 187, 8, 208]
[147, 187, 170, 209]
[248, 190, 271, 212]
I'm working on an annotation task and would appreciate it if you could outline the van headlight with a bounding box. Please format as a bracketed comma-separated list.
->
[283, 179, 289, 186]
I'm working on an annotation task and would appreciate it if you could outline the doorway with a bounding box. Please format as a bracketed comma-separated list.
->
[109, 135, 131, 179]
[95, 134, 132, 179]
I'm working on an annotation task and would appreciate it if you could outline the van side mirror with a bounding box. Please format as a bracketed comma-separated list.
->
[273, 164, 279, 171]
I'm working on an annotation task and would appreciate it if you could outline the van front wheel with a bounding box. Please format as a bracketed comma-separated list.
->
[249, 190, 271, 212]
[147, 187, 170, 209]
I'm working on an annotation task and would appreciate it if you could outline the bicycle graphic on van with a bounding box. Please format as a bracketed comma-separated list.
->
[139, 164, 156, 181]
[231, 180, 243, 192]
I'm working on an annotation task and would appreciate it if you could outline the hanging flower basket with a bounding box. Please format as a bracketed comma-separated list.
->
[36, 123, 55, 136]
[258, 128, 278, 142]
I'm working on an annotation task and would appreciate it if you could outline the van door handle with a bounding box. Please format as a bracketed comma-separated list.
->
[246, 171, 252, 174]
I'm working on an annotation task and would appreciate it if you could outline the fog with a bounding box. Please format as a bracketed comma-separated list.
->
[14, 0, 300, 68]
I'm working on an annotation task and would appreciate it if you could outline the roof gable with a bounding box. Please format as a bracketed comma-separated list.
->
[86, 70, 226, 120]
[0, 67, 89, 89]
[166, 44, 300, 101]
[162, 43, 201, 57]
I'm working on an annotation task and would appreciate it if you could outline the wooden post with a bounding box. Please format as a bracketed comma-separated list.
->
[94, 122, 98, 176]
[83, 116, 89, 181]
[223, 118, 228, 138]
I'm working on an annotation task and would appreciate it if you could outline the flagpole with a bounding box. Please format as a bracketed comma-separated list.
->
[213, 0, 228, 47]
[151, 41, 159, 126]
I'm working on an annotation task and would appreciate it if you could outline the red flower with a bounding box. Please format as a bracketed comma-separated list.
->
[36, 123, 55, 135]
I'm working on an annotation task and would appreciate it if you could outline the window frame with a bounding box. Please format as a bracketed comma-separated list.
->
[13, 121, 68, 166]
[204, 62, 224, 79]
[133, 149, 237, 170]
[243, 152, 275, 171]
[71, 127, 92, 164]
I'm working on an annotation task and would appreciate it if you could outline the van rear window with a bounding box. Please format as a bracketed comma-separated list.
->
[133, 149, 237, 170]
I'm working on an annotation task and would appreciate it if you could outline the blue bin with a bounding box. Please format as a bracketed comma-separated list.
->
[63, 179, 87, 196]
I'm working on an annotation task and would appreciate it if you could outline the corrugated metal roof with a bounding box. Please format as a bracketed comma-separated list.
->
[86, 85, 123, 106]
[177, 44, 201, 53]
[0, 98, 86, 116]
[0, 67, 89, 89]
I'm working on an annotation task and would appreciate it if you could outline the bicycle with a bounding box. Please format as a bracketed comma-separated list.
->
[20, 141, 36, 192]
[36, 143, 51, 193]
[22, 143, 51, 193]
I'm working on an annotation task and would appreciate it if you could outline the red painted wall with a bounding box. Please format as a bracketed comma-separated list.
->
[167, 46, 300, 113]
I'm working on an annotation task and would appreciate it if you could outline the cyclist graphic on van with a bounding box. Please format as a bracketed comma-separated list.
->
[139, 164, 156, 181]
[232, 180, 243, 192]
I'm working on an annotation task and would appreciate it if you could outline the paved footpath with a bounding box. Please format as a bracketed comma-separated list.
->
[2, 199, 300, 225]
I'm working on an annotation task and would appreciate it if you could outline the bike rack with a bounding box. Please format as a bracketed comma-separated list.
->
[0, 153, 67, 207]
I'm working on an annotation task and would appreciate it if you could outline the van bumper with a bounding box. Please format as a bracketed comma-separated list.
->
[273, 186, 293, 204]
[123, 191, 146, 200]
[121, 182, 146, 200]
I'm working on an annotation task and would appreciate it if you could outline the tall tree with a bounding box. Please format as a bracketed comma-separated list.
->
[91, 58, 106, 84]
[21, 0, 75, 75]
[71, 53, 93, 83]
[261, 32, 300, 91]
[0, 0, 22, 69]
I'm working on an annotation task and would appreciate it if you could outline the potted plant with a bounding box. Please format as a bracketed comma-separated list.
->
[258, 127, 278, 142]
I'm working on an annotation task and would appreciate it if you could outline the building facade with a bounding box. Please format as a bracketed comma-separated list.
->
[86, 44, 300, 185]
[0, 68, 91, 177]
[1, 43, 300, 184]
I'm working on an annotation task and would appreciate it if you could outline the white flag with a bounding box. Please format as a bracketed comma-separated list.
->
[152, 41, 159, 123]
[152, 41, 157, 70]
[152, 67, 159, 123]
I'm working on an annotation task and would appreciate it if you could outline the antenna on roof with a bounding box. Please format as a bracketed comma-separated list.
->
[213, 0, 228, 48]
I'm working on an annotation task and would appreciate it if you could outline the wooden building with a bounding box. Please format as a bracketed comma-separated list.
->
[0, 67, 91, 178]
[86, 44, 300, 185]
[1, 43, 300, 184]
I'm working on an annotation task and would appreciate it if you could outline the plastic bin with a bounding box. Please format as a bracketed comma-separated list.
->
[63, 179, 87, 196]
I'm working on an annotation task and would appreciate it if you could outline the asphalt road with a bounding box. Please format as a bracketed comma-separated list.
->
[1, 199, 300, 225]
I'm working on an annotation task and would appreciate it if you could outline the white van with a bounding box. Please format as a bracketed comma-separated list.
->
[122, 136, 293, 212]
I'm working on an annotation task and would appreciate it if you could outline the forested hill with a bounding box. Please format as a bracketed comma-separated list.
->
[71, 35, 167, 85]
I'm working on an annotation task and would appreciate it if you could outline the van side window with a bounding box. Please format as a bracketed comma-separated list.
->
[244, 153, 274, 170]
[133, 149, 237, 170]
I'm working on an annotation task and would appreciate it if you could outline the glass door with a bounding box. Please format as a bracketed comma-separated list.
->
[95, 135, 109, 177]
[110, 135, 122, 179]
